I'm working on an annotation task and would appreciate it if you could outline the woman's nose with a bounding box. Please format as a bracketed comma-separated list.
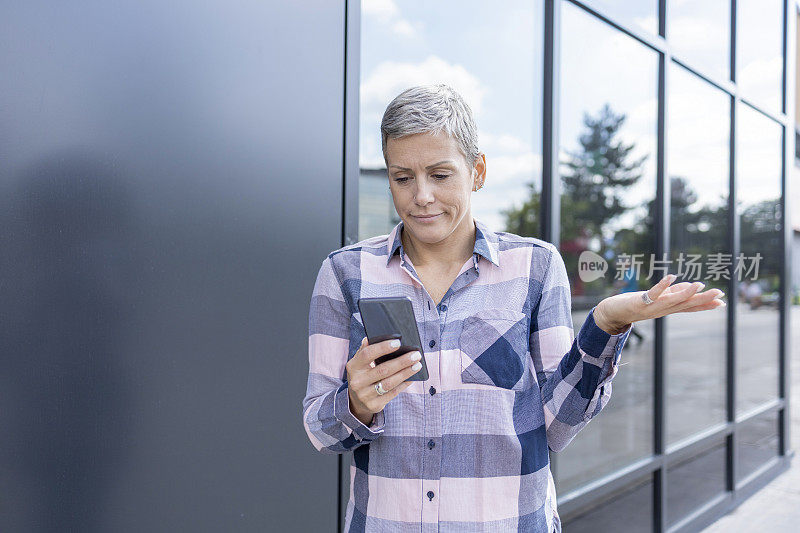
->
[414, 182, 434, 204]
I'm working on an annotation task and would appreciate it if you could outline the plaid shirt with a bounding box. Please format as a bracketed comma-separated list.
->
[301, 218, 633, 532]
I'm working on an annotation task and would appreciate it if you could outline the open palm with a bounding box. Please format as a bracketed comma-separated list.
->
[597, 274, 727, 332]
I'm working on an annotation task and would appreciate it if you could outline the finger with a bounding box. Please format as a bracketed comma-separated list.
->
[366, 350, 421, 383]
[646, 274, 677, 301]
[655, 281, 706, 307]
[355, 337, 378, 369]
[671, 288, 725, 311]
[680, 298, 727, 313]
[364, 337, 377, 368]
[663, 281, 695, 294]
[356, 338, 403, 367]
[375, 380, 413, 406]
[371, 355, 423, 391]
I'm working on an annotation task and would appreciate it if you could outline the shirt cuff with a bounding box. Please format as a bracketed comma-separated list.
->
[333, 382, 386, 442]
[580, 305, 634, 365]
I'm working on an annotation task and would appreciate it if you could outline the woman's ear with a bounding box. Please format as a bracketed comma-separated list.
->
[473, 153, 486, 190]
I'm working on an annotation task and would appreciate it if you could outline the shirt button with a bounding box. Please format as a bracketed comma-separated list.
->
[428, 439, 435, 450]
[439, 304, 447, 312]
[429, 340, 436, 348]
[427, 490, 435, 501]
[429, 386, 436, 395]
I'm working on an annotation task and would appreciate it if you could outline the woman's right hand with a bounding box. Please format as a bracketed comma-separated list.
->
[345, 337, 422, 426]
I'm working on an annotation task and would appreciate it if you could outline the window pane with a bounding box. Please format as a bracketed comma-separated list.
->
[359, 0, 542, 239]
[735, 103, 782, 416]
[666, 444, 727, 527]
[563, 476, 654, 533]
[667, 0, 730, 81]
[556, 2, 658, 493]
[581, 0, 658, 35]
[736, 411, 779, 482]
[666, 63, 729, 446]
[736, 0, 784, 115]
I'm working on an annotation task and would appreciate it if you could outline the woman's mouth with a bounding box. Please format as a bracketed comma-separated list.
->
[411, 213, 443, 222]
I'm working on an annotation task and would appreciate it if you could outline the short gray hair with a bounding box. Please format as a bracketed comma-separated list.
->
[380, 84, 480, 169]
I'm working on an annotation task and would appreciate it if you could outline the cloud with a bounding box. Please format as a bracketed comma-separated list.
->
[633, 15, 658, 34]
[392, 19, 419, 37]
[362, 0, 398, 23]
[362, 0, 421, 38]
[480, 132, 532, 154]
[738, 56, 783, 110]
[486, 151, 541, 186]
[360, 55, 487, 117]
[736, 104, 782, 205]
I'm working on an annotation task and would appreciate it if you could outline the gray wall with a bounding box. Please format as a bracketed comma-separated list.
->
[0, 1, 342, 531]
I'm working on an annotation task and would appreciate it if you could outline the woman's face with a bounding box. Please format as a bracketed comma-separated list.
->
[385, 130, 485, 247]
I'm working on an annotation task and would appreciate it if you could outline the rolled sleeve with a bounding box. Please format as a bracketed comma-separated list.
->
[579, 305, 634, 366]
[333, 382, 386, 442]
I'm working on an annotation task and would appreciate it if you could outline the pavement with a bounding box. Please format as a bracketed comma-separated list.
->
[700, 304, 800, 532]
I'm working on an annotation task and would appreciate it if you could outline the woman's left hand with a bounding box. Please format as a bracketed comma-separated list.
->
[593, 274, 727, 335]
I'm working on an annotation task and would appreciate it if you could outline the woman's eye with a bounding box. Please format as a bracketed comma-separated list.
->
[394, 177, 409, 183]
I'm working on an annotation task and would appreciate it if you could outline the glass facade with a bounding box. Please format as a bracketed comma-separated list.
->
[583, 0, 659, 36]
[666, 63, 730, 446]
[736, 410, 780, 482]
[353, 1, 791, 531]
[735, 102, 783, 417]
[566, 476, 654, 532]
[667, 0, 731, 82]
[666, 443, 727, 526]
[556, 1, 657, 493]
[736, 0, 784, 115]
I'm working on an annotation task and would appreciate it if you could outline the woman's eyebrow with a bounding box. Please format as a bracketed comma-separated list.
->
[389, 160, 455, 171]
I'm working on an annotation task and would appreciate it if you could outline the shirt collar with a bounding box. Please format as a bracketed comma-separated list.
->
[385, 218, 500, 267]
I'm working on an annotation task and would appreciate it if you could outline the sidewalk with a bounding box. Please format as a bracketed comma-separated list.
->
[700, 305, 800, 532]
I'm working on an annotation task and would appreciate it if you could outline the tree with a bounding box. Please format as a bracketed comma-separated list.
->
[502, 181, 540, 238]
[559, 103, 648, 253]
[504, 103, 649, 299]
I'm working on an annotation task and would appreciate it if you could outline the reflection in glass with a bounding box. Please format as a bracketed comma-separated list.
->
[736, 0, 784, 114]
[563, 476, 654, 533]
[359, 0, 542, 240]
[667, 0, 730, 81]
[736, 411, 779, 482]
[666, 444, 726, 527]
[666, 64, 729, 446]
[735, 104, 782, 416]
[581, 0, 658, 35]
[555, 2, 658, 494]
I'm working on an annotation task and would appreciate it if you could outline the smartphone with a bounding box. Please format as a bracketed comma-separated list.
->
[357, 296, 429, 381]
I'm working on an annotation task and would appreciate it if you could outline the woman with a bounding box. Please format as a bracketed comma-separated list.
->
[301, 84, 726, 533]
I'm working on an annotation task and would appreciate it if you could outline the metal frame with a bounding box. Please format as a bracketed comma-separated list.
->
[341, 0, 794, 531]
[340, 2, 360, 531]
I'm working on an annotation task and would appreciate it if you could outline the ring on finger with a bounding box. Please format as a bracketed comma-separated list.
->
[641, 291, 654, 305]
[375, 381, 388, 396]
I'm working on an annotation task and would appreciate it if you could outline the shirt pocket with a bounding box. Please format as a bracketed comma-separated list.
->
[458, 308, 531, 390]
